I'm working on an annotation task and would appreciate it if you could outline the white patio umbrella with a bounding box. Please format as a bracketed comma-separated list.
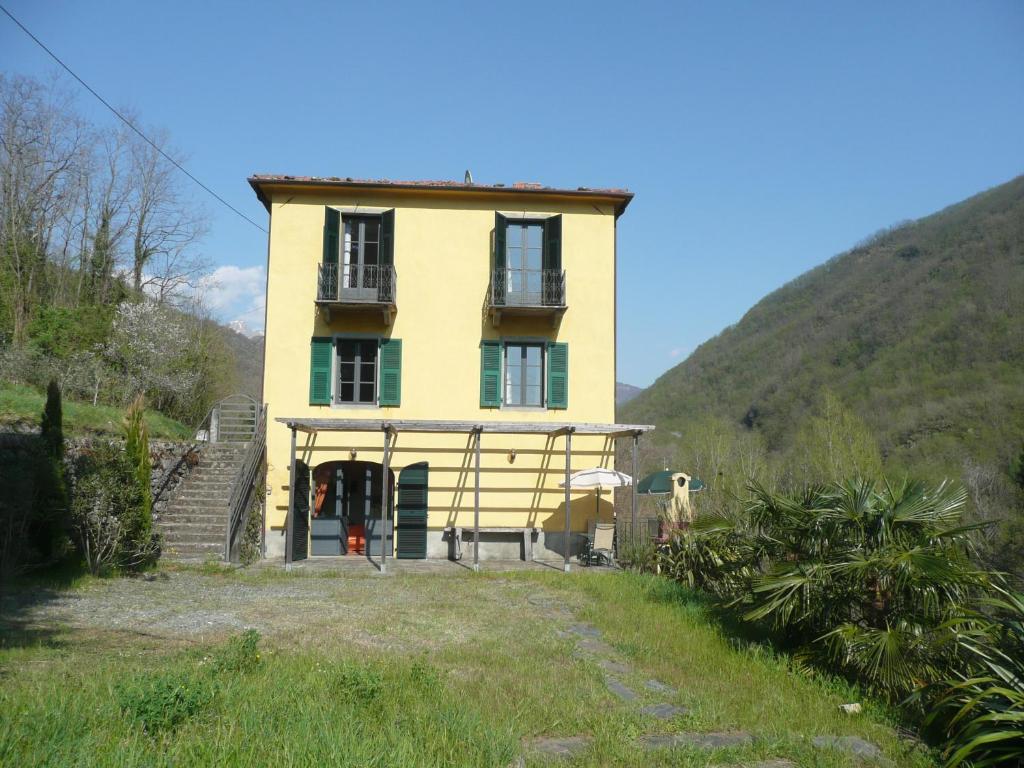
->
[560, 468, 633, 517]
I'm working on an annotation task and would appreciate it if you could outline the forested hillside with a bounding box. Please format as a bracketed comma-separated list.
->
[622, 175, 1024, 567]
[0, 74, 260, 428]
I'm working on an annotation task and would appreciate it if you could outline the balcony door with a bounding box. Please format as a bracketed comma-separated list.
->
[506, 222, 544, 306]
[342, 215, 380, 301]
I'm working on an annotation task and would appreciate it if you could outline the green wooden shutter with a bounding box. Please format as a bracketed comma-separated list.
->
[309, 337, 333, 405]
[290, 460, 310, 562]
[380, 209, 395, 265]
[543, 215, 562, 271]
[480, 340, 502, 407]
[493, 213, 507, 305]
[494, 212, 507, 270]
[378, 338, 402, 406]
[396, 462, 428, 559]
[323, 208, 340, 265]
[547, 342, 568, 409]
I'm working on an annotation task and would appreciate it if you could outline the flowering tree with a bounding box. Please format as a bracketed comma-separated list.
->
[103, 299, 198, 411]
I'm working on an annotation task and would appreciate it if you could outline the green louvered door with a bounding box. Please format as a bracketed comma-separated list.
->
[396, 462, 428, 559]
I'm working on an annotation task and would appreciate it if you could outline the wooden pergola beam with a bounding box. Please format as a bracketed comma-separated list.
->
[275, 417, 654, 437]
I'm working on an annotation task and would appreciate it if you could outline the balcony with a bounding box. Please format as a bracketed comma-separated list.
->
[489, 268, 567, 327]
[317, 263, 397, 324]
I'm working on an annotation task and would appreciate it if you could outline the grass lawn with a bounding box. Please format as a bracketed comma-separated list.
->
[0, 566, 937, 767]
[0, 382, 190, 439]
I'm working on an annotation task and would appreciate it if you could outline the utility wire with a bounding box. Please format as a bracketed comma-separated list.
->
[0, 3, 267, 233]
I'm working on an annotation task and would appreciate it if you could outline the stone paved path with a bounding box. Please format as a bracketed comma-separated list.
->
[526, 618, 886, 765]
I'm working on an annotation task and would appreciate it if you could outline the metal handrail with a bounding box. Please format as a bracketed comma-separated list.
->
[318, 262, 397, 304]
[490, 268, 566, 308]
[224, 404, 267, 562]
[152, 403, 217, 509]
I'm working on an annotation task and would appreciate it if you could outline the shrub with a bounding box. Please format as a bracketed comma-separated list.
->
[211, 629, 262, 675]
[69, 440, 158, 574]
[239, 493, 263, 566]
[617, 535, 659, 573]
[660, 478, 991, 700]
[924, 587, 1024, 767]
[333, 661, 384, 703]
[115, 671, 216, 734]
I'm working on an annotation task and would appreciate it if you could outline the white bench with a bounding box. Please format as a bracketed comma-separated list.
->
[444, 526, 538, 562]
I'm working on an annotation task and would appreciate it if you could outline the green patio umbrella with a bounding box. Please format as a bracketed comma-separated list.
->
[636, 470, 704, 495]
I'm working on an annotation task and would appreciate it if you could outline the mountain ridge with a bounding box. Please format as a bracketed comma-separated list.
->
[621, 174, 1024, 478]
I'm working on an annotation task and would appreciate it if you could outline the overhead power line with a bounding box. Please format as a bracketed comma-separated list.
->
[0, 3, 267, 233]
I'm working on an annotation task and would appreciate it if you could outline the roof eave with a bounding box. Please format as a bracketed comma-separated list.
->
[247, 176, 633, 216]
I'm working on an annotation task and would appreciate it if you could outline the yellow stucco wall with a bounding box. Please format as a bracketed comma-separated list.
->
[261, 187, 621, 556]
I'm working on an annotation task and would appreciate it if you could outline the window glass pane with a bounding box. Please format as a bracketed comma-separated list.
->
[526, 224, 543, 248]
[525, 385, 542, 407]
[507, 245, 522, 270]
[506, 224, 522, 247]
[339, 382, 354, 402]
[525, 364, 541, 387]
[508, 384, 522, 406]
[363, 242, 378, 266]
[524, 345, 541, 366]
[359, 383, 375, 403]
[358, 362, 375, 385]
[360, 341, 378, 362]
[338, 341, 356, 362]
[339, 362, 355, 382]
[363, 218, 380, 242]
[526, 247, 543, 271]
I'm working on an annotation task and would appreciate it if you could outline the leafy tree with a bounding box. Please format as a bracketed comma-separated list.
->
[32, 379, 69, 561]
[788, 390, 883, 483]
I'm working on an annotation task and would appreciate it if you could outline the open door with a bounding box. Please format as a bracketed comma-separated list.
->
[365, 466, 394, 558]
[290, 460, 310, 562]
[397, 462, 428, 559]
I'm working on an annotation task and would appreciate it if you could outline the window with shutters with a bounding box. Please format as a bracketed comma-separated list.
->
[336, 339, 378, 405]
[504, 342, 545, 407]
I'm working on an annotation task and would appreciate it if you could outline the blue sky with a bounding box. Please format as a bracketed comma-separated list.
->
[3, 0, 1023, 386]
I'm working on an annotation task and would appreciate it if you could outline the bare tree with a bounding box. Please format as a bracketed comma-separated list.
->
[0, 75, 90, 341]
[127, 129, 207, 296]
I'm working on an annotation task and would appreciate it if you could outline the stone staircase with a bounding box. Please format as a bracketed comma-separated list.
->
[156, 443, 249, 561]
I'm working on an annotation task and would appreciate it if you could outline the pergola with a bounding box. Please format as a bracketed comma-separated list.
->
[277, 418, 655, 573]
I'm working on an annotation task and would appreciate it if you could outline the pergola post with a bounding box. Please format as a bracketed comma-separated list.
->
[285, 427, 297, 570]
[473, 427, 481, 572]
[380, 425, 391, 574]
[564, 428, 574, 573]
[631, 432, 639, 536]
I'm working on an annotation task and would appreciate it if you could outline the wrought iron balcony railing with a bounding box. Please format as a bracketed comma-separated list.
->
[490, 268, 566, 309]
[317, 263, 397, 305]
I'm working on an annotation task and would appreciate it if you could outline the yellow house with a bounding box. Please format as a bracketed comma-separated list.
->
[248, 175, 653, 569]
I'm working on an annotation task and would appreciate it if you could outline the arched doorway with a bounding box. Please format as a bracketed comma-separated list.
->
[311, 461, 394, 557]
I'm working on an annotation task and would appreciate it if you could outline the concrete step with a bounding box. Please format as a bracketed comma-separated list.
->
[173, 491, 232, 502]
[160, 529, 228, 544]
[156, 511, 226, 525]
[162, 543, 224, 559]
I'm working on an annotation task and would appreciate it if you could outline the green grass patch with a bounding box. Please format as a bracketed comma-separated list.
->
[0, 569, 940, 767]
[0, 382, 189, 439]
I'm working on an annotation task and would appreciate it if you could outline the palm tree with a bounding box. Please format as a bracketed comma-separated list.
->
[661, 478, 991, 698]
